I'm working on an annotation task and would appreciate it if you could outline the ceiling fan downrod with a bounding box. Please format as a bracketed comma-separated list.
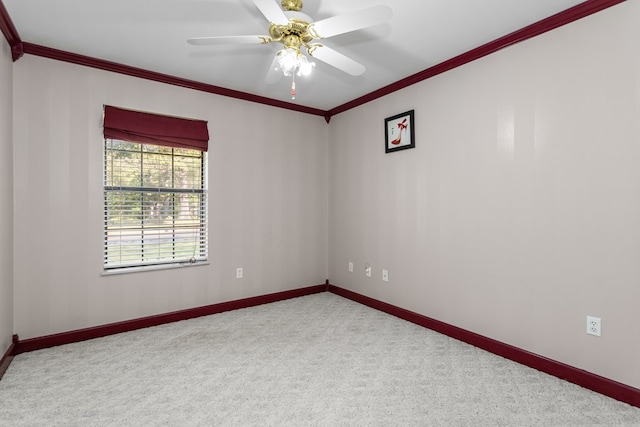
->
[281, 0, 303, 12]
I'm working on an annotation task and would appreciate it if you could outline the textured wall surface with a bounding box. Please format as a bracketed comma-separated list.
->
[328, 1, 640, 388]
[12, 56, 328, 339]
[0, 38, 14, 357]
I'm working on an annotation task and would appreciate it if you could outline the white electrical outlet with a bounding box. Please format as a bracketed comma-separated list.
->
[348, 262, 354, 273]
[382, 269, 389, 282]
[586, 316, 601, 336]
[365, 263, 372, 277]
[236, 267, 243, 279]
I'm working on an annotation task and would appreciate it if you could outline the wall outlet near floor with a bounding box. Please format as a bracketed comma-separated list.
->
[348, 262, 354, 273]
[382, 269, 389, 282]
[236, 267, 243, 279]
[365, 263, 372, 277]
[586, 316, 601, 336]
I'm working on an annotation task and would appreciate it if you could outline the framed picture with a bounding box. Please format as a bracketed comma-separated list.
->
[385, 110, 415, 153]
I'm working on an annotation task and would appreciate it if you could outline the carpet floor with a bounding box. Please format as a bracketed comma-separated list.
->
[1, 292, 639, 426]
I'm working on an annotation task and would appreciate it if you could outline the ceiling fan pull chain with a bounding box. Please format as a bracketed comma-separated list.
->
[291, 74, 296, 100]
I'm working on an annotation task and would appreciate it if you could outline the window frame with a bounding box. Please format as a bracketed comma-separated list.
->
[103, 139, 208, 272]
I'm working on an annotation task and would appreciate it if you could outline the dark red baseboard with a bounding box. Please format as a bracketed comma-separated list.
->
[14, 284, 326, 355]
[8, 282, 640, 409]
[0, 335, 18, 379]
[328, 284, 640, 409]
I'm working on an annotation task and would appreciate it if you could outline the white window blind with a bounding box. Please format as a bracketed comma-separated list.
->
[104, 140, 207, 270]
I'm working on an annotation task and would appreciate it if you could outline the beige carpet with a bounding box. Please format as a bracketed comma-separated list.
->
[1, 292, 639, 426]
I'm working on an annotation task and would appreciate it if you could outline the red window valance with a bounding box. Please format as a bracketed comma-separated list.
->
[103, 105, 209, 151]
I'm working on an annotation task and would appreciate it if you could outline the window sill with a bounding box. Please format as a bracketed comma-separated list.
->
[101, 261, 210, 276]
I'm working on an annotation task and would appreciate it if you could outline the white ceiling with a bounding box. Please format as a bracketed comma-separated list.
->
[4, 0, 587, 111]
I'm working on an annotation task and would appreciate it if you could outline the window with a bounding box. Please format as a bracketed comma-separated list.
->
[102, 106, 209, 271]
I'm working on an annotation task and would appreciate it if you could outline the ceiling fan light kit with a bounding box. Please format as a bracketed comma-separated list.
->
[275, 47, 315, 100]
[275, 48, 315, 77]
[187, 0, 392, 100]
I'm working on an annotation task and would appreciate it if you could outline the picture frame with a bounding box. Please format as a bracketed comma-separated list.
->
[385, 110, 415, 153]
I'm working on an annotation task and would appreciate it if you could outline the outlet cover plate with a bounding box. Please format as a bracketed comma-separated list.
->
[587, 316, 601, 336]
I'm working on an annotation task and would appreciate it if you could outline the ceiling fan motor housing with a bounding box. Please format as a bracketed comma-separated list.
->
[269, 18, 314, 46]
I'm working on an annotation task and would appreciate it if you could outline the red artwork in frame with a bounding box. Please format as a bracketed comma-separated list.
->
[385, 110, 415, 153]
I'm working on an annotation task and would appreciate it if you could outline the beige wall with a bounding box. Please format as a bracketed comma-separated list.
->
[328, 1, 640, 389]
[12, 56, 328, 339]
[0, 38, 14, 355]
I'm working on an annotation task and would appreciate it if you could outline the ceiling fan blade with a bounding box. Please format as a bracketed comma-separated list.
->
[264, 54, 282, 84]
[253, 0, 289, 26]
[187, 35, 265, 46]
[310, 45, 365, 76]
[309, 5, 392, 39]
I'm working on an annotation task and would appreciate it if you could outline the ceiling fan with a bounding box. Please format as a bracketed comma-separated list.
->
[187, 0, 392, 99]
